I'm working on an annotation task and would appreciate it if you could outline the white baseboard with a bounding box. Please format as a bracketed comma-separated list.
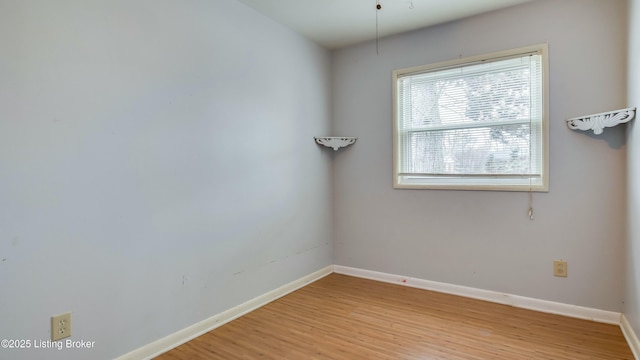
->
[333, 265, 622, 325]
[115, 265, 333, 360]
[622, 314, 640, 360]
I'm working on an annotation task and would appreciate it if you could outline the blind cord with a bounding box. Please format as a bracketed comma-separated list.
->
[376, 1, 381, 55]
[528, 191, 534, 220]
[528, 55, 534, 221]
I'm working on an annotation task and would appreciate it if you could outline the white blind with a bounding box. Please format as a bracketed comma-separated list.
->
[397, 52, 543, 183]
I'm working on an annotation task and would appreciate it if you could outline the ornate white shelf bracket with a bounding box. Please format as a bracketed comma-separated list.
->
[314, 137, 357, 151]
[566, 107, 636, 135]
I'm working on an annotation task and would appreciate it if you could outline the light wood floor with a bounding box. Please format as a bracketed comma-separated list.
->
[156, 274, 633, 359]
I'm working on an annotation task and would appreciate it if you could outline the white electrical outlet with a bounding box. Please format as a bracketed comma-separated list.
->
[51, 312, 71, 341]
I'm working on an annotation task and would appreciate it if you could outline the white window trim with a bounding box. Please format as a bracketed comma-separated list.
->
[392, 44, 549, 192]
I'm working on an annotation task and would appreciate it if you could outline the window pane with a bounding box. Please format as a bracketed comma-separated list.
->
[402, 124, 538, 175]
[398, 56, 536, 131]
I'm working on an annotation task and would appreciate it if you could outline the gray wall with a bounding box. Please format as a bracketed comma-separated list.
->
[332, 0, 628, 311]
[626, 0, 640, 338]
[0, 1, 333, 359]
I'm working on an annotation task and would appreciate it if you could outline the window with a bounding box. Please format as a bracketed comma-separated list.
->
[392, 44, 548, 191]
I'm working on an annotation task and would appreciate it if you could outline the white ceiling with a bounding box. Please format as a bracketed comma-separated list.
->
[236, 0, 533, 49]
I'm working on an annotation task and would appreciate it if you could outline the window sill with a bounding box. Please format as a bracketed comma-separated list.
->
[394, 176, 548, 192]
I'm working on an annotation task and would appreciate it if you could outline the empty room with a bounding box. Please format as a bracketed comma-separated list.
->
[2, 0, 640, 359]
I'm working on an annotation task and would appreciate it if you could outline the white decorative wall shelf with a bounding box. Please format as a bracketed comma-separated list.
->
[314, 137, 357, 151]
[566, 107, 636, 135]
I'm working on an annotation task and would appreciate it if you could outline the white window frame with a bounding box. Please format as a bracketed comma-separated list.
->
[392, 44, 549, 191]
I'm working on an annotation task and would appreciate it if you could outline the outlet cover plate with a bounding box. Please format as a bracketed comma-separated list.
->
[554, 260, 567, 277]
[51, 312, 71, 341]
